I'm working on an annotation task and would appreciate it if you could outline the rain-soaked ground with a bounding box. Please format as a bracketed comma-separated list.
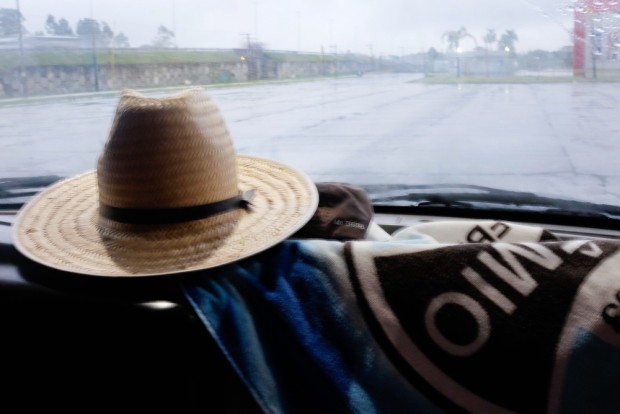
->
[1, 73, 619, 206]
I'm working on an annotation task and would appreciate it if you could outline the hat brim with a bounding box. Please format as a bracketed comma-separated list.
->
[12, 155, 318, 277]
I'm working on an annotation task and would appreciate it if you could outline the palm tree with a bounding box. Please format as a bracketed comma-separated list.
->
[482, 29, 497, 76]
[483, 29, 497, 51]
[498, 30, 518, 54]
[442, 26, 478, 52]
[442, 29, 461, 52]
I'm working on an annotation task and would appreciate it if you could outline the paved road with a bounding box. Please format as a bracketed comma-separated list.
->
[1, 73, 619, 205]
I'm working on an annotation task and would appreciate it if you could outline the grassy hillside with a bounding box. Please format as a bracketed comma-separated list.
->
[0, 49, 245, 70]
[0, 48, 372, 70]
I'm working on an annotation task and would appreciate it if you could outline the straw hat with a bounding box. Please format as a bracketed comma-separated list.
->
[12, 88, 318, 277]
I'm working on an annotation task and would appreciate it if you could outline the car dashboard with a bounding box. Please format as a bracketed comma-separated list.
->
[2, 208, 620, 412]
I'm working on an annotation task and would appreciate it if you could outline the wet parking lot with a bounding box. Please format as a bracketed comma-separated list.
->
[1, 73, 619, 205]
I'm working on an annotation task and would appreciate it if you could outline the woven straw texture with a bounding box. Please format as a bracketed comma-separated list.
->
[12, 88, 318, 277]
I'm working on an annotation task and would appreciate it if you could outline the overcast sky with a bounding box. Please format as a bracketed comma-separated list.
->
[17, 0, 575, 54]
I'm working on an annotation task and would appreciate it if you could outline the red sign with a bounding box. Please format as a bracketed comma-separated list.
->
[580, 0, 620, 13]
[572, 0, 620, 75]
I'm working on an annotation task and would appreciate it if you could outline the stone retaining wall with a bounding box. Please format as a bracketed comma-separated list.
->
[0, 59, 369, 98]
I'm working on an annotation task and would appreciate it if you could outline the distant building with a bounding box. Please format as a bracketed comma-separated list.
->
[418, 51, 517, 76]
[450, 50, 518, 76]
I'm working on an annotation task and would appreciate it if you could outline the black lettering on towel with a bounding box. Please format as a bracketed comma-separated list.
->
[348, 240, 618, 413]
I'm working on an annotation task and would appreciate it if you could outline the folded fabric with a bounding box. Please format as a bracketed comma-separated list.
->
[183, 220, 620, 414]
[293, 182, 375, 241]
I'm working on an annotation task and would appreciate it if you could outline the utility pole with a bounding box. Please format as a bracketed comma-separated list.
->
[241, 32, 251, 49]
[16, 0, 26, 97]
[240, 33, 254, 80]
[172, 0, 176, 40]
[296, 11, 300, 52]
[253, 1, 259, 39]
[90, 0, 100, 91]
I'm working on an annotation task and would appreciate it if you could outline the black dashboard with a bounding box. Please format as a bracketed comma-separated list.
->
[0, 218, 261, 412]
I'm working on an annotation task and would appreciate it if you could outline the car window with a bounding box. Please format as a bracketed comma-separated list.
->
[1, 0, 619, 221]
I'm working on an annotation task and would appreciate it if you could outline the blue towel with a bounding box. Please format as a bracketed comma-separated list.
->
[183, 221, 620, 414]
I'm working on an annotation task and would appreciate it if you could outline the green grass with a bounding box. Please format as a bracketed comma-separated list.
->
[0, 49, 244, 70]
[266, 51, 368, 63]
[0, 49, 370, 69]
[103, 50, 242, 64]
[265, 51, 325, 62]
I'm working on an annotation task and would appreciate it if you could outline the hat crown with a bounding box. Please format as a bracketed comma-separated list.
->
[97, 88, 238, 209]
[13, 87, 318, 277]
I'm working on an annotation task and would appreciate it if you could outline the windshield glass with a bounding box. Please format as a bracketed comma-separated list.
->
[1, 0, 619, 216]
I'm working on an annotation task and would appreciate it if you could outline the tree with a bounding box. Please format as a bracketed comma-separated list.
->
[76, 18, 101, 38]
[45, 15, 58, 35]
[77, 18, 115, 47]
[442, 27, 477, 52]
[498, 30, 518, 53]
[152, 25, 175, 48]
[427, 47, 439, 60]
[483, 29, 497, 51]
[100, 22, 114, 47]
[56, 18, 74, 36]
[113, 32, 130, 48]
[0, 8, 27, 37]
[45, 15, 74, 36]
[442, 30, 460, 51]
